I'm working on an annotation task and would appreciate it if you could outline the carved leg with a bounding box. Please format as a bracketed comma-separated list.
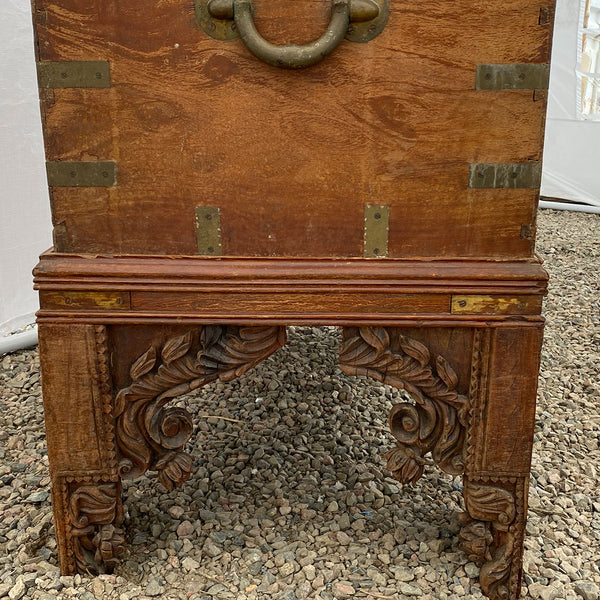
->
[115, 325, 286, 489]
[55, 476, 125, 574]
[39, 325, 124, 575]
[40, 323, 285, 574]
[459, 477, 526, 600]
[460, 326, 544, 600]
[340, 325, 543, 600]
[339, 326, 468, 483]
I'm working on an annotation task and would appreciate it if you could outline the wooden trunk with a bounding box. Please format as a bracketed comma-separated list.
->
[32, 0, 555, 597]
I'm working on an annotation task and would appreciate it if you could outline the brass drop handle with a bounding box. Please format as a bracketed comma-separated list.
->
[203, 0, 387, 69]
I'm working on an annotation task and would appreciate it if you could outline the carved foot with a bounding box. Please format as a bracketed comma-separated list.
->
[66, 479, 125, 574]
[340, 327, 468, 484]
[115, 325, 286, 489]
[460, 478, 523, 600]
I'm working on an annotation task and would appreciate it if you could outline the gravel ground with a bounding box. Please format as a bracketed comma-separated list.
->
[0, 208, 598, 600]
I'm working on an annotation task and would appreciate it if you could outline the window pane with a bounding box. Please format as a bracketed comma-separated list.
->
[581, 75, 600, 115]
[582, 33, 600, 73]
[583, 0, 600, 28]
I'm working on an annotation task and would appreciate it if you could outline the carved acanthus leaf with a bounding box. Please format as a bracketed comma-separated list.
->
[340, 327, 468, 483]
[115, 326, 286, 489]
[460, 479, 518, 600]
[130, 346, 156, 381]
[463, 480, 516, 531]
[458, 512, 493, 563]
[68, 482, 124, 574]
[480, 539, 515, 600]
[161, 330, 193, 365]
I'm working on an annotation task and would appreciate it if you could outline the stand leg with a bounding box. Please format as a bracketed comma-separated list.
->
[39, 325, 124, 574]
[40, 323, 286, 574]
[460, 326, 543, 600]
[340, 325, 543, 600]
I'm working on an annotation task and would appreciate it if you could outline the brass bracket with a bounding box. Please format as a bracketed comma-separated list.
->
[468, 163, 542, 189]
[364, 205, 389, 258]
[475, 64, 549, 91]
[195, 207, 222, 255]
[37, 61, 111, 89]
[46, 161, 117, 187]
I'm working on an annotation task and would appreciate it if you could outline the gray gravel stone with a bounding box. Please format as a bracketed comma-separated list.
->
[25, 491, 48, 503]
[391, 565, 415, 581]
[176, 520, 194, 537]
[8, 579, 26, 600]
[182, 557, 199, 571]
[575, 581, 600, 600]
[399, 582, 423, 596]
[144, 577, 164, 596]
[464, 562, 480, 578]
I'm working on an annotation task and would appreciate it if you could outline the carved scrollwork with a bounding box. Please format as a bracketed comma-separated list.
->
[458, 512, 494, 563]
[463, 480, 516, 530]
[114, 325, 286, 490]
[460, 479, 518, 600]
[339, 327, 468, 484]
[68, 481, 125, 574]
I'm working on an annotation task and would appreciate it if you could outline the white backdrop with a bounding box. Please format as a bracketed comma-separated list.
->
[541, 0, 600, 207]
[0, 0, 52, 336]
[0, 0, 597, 337]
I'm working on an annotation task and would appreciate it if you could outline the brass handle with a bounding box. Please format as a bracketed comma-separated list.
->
[234, 0, 349, 68]
[202, 0, 386, 69]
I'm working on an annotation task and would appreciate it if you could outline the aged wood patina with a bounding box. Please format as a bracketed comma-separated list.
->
[32, 0, 555, 598]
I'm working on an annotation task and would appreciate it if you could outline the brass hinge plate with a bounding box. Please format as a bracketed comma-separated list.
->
[46, 161, 117, 187]
[364, 205, 389, 258]
[476, 64, 550, 91]
[468, 163, 542, 189]
[37, 61, 111, 89]
[195, 206, 222, 256]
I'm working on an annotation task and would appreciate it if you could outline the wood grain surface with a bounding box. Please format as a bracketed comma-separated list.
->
[37, 324, 105, 473]
[33, 0, 554, 258]
[34, 253, 548, 324]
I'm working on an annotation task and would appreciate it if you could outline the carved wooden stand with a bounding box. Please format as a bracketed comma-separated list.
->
[35, 254, 545, 600]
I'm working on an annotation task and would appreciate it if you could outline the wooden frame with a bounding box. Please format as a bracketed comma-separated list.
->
[35, 253, 546, 600]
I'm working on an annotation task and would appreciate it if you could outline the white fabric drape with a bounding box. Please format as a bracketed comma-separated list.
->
[0, 0, 52, 336]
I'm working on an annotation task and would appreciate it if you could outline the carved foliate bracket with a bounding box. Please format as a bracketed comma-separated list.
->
[62, 478, 125, 574]
[114, 325, 286, 490]
[339, 327, 468, 484]
[460, 478, 521, 600]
